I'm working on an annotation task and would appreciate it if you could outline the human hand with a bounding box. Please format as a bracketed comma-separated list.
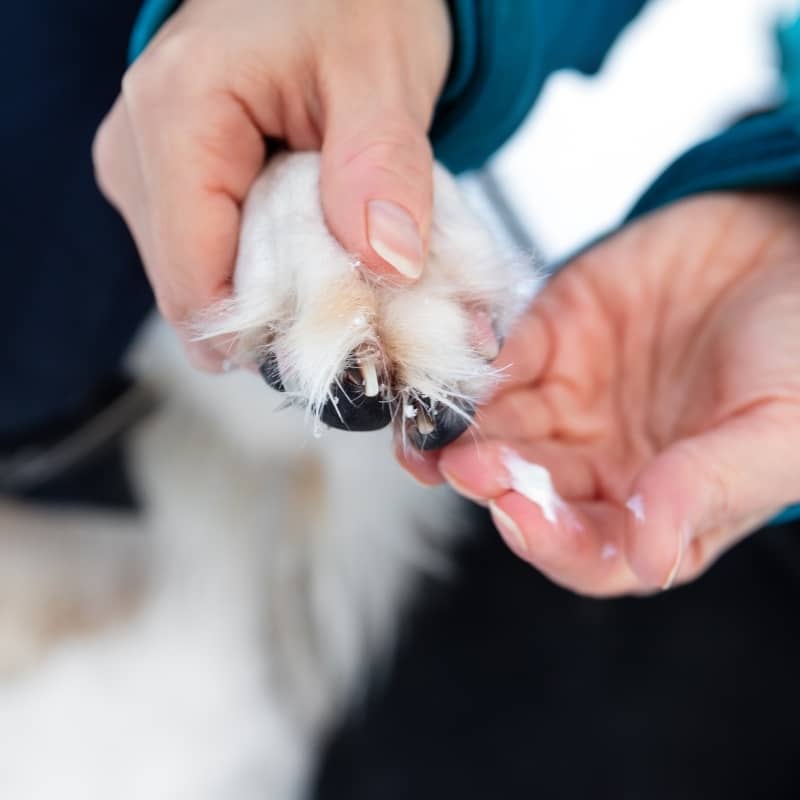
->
[402, 193, 800, 595]
[93, 0, 451, 370]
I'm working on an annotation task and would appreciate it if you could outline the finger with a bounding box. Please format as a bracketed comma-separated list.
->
[624, 403, 800, 590]
[489, 493, 638, 596]
[473, 386, 554, 441]
[93, 98, 150, 259]
[183, 340, 228, 374]
[438, 440, 596, 506]
[491, 304, 554, 389]
[99, 66, 265, 325]
[321, 79, 432, 283]
[441, 441, 644, 594]
[95, 99, 241, 374]
[135, 99, 264, 323]
[181, 332, 242, 374]
[394, 440, 444, 487]
[394, 304, 555, 484]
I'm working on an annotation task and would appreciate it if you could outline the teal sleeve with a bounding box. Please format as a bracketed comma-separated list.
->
[627, 107, 800, 219]
[774, 506, 800, 526]
[129, 0, 180, 62]
[432, 0, 649, 172]
[129, 0, 649, 171]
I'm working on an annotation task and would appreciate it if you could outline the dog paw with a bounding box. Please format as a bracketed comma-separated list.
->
[195, 152, 535, 450]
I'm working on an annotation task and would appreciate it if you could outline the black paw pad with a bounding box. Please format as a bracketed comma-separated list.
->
[319, 376, 393, 432]
[403, 397, 475, 451]
[259, 352, 285, 392]
[320, 368, 392, 431]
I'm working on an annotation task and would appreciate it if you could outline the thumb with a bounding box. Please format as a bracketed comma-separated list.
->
[321, 102, 433, 283]
[623, 405, 800, 589]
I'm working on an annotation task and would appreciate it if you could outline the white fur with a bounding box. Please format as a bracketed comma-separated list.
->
[0, 155, 533, 799]
[197, 153, 535, 429]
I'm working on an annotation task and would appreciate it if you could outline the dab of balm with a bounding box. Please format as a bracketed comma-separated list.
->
[626, 494, 645, 522]
[501, 449, 565, 524]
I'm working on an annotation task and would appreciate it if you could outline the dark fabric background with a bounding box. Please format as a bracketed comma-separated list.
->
[0, 1, 152, 436]
[316, 510, 800, 799]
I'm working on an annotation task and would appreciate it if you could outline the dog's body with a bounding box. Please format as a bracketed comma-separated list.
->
[0, 154, 532, 799]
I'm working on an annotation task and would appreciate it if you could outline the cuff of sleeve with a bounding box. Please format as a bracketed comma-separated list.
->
[432, 1, 649, 174]
[129, 0, 181, 63]
[628, 105, 800, 220]
[772, 505, 800, 527]
[431, 1, 543, 174]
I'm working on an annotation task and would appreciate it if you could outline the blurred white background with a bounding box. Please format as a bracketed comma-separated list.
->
[494, 0, 799, 260]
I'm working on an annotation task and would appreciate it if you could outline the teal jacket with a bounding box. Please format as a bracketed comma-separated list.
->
[131, 0, 800, 525]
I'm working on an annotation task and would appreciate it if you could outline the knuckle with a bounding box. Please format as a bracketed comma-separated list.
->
[91, 118, 114, 195]
[327, 130, 433, 231]
[335, 119, 432, 181]
[120, 58, 157, 109]
[122, 30, 214, 109]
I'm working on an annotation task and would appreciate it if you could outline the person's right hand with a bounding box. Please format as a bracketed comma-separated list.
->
[401, 192, 800, 596]
[93, 0, 451, 370]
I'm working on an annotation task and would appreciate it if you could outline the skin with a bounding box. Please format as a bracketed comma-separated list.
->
[93, 0, 451, 370]
[400, 192, 800, 596]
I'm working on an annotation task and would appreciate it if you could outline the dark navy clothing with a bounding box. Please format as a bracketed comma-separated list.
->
[316, 510, 800, 800]
[0, 1, 152, 436]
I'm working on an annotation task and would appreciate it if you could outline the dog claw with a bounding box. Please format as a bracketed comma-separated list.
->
[359, 359, 380, 398]
[415, 410, 435, 436]
[403, 396, 475, 451]
[319, 369, 392, 432]
[261, 348, 474, 445]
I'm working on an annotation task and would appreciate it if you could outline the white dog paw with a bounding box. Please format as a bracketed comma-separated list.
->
[195, 152, 536, 450]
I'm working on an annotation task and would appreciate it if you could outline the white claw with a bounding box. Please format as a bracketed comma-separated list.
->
[416, 413, 435, 436]
[360, 360, 379, 397]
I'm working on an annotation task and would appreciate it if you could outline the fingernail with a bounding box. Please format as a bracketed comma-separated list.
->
[489, 501, 528, 556]
[440, 467, 489, 507]
[662, 522, 691, 591]
[366, 200, 423, 279]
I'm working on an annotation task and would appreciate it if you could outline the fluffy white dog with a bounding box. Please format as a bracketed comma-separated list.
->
[0, 154, 534, 799]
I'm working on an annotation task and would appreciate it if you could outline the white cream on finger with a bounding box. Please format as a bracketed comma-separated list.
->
[500, 449, 566, 524]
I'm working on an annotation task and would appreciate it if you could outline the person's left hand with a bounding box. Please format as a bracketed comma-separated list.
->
[93, 0, 451, 371]
[400, 192, 800, 595]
